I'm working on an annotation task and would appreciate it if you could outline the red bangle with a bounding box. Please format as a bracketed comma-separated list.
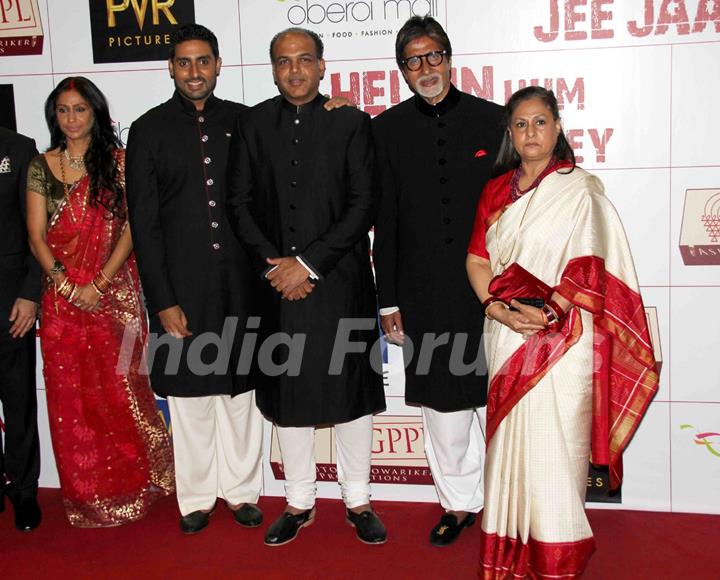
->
[547, 299, 566, 320]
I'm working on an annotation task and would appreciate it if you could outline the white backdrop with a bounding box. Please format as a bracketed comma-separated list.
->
[2, 0, 719, 514]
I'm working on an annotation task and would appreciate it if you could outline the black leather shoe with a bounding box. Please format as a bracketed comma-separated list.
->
[429, 512, 476, 547]
[264, 508, 315, 546]
[346, 508, 387, 545]
[231, 503, 263, 527]
[13, 497, 42, 532]
[180, 508, 214, 534]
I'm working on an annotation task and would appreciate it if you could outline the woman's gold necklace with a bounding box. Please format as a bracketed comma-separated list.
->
[63, 148, 85, 171]
[58, 151, 86, 224]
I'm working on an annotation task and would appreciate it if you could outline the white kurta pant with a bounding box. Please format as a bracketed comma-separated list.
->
[276, 414, 374, 510]
[168, 391, 263, 516]
[422, 406, 486, 513]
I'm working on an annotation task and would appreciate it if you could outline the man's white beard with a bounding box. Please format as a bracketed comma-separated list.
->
[415, 72, 445, 100]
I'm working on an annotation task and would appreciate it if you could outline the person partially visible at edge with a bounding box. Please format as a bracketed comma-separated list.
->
[0, 126, 42, 532]
[372, 15, 504, 547]
[125, 24, 264, 535]
[26, 76, 175, 527]
[226, 27, 387, 547]
[466, 86, 659, 578]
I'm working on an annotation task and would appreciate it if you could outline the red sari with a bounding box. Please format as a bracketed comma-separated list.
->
[39, 151, 174, 527]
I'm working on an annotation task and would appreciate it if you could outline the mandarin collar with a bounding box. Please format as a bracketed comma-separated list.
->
[280, 92, 327, 114]
[414, 83, 461, 118]
[173, 90, 220, 115]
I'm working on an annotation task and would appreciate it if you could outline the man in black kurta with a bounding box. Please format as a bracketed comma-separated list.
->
[226, 28, 386, 546]
[0, 127, 42, 531]
[373, 17, 504, 546]
[126, 24, 263, 535]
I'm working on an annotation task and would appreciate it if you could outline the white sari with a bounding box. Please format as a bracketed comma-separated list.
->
[477, 167, 658, 579]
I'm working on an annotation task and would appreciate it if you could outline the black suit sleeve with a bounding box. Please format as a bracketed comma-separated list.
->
[17, 138, 41, 303]
[125, 124, 177, 315]
[226, 117, 281, 273]
[302, 113, 378, 278]
[371, 119, 399, 309]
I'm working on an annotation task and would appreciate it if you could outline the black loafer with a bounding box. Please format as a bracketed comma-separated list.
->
[232, 503, 263, 527]
[13, 497, 42, 532]
[264, 508, 315, 546]
[429, 512, 476, 546]
[180, 508, 214, 534]
[346, 508, 387, 545]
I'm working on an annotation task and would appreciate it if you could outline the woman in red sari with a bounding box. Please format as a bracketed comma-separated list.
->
[26, 77, 174, 527]
[466, 87, 658, 578]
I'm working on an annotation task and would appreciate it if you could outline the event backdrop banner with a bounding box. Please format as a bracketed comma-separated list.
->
[88, 0, 196, 63]
[0, 0, 718, 515]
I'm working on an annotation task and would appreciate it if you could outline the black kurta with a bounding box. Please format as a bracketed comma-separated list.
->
[126, 92, 255, 398]
[226, 94, 385, 427]
[373, 85, 504, 412]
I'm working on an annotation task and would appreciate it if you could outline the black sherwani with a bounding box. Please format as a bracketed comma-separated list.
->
[126, 92, 255, 397]
[0, 127, 40, 501]
[372, 85, 504, 412]
[226, 94, 385, 427]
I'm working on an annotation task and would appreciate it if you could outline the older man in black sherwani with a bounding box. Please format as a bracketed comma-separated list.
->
[227, 27, 386, 547]
[0, 126, 41, 531]
[126, 24, 264, 535]
[373, 17, 504, 546]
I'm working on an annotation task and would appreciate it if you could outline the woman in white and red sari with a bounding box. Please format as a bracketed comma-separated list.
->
[466, 86, 659, 578]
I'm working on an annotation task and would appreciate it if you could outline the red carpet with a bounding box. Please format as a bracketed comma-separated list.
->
[1, 489, 718, 579]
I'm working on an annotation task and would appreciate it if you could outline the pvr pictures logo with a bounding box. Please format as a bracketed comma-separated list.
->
[89, 0, 195, 64]
[681, 424, 720, 458]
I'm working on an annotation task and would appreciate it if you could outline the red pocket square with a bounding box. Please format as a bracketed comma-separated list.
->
[474, 149, 487, 158]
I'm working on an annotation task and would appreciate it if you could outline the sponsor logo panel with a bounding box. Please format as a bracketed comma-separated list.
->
[681, 423, 720, 458]
[270, 415, 433, 485]
[88, 0, 195, 64]
[0, 0, 43, 56]
[679, 188, 720, 265]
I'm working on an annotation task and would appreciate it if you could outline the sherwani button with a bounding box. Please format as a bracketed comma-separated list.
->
[207, 178, 214, 186]
[212, 243, 220, 250]
[211, 222, 219, 228]
[209, 200, 216, 207]
[204, 157, 211, 164]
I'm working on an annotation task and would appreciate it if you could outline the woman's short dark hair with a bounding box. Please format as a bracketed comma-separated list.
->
[269, 27, 324, 62]
[493, 86, 576, 176]
[44, 76, 124, 219]
[395, 16, 452, 68]
[169, 23, 220, 60]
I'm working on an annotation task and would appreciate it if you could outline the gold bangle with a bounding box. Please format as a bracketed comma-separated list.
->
[485, 301, 506, 320]
[91, 280, 104, 296]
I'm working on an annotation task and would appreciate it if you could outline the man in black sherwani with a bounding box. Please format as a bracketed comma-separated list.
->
[0, 126, 42, 531]
[126, 24, 264, 535]
[373, 16, 504, 546]
[227, 27, 386, 547]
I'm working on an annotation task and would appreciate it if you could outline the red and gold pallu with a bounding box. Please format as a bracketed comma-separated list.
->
[39, 153, 174, 527]
[478, 168, 658, 578]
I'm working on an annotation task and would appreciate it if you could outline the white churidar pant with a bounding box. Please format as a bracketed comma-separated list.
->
[276, 414, 374, 510]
